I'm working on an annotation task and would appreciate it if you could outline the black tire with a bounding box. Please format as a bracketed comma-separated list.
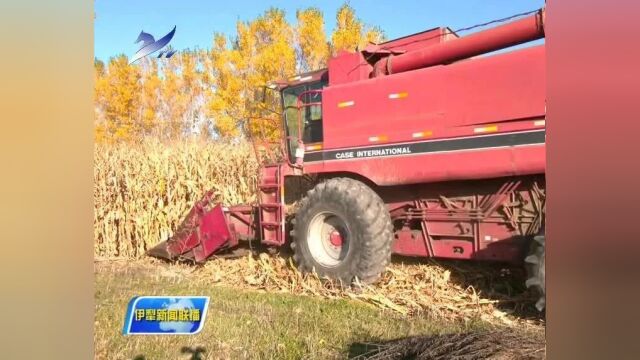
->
[291, 177, 393, 284]
[525, 232, 546, 311]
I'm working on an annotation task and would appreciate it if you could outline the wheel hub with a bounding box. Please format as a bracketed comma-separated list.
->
[329, 230, 343, 247]
[307, 212, 350, 267]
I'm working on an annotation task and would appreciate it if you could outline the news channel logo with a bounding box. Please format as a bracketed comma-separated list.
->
[130, 26, 177, 64]
[122, 296, 210, 335]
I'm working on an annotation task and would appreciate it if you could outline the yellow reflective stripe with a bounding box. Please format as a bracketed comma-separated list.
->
[388, 92, 408, 99]
[338, 100, 355, 108]
[412, 130, 433, 138]
[474, 125, 498, 133]
[368, 135, 388, 142]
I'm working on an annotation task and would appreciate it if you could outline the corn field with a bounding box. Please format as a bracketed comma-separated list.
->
[94, 140, 542, 324]
[94, 140, 259, 258]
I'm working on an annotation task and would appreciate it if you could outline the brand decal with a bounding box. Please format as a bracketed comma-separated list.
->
[304, 130, 546, 163]
[335, 146, 412, 159]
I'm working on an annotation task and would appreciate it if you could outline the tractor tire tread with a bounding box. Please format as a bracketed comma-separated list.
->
[291, 177, 393, 285]
[525, 232, 545, 311]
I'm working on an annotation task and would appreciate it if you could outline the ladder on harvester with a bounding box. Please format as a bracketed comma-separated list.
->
[247, 113, 288, 247]
[257, 164, 285, 246]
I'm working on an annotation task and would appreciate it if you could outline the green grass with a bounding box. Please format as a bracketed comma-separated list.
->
[95, 262, 486, 359]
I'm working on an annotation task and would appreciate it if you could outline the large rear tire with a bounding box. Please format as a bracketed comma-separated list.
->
[525, 233, 546, 311]
[291, 178, 393, 284]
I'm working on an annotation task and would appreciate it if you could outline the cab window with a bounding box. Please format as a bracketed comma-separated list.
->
[282, 79, 326, 161]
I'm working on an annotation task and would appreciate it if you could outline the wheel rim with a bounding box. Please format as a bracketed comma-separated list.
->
[307, 211, 350, 267]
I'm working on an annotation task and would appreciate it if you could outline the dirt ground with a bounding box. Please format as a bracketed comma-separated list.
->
[95, 256, 545, 359]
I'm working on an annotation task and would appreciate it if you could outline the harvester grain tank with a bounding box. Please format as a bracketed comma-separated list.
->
[148, 8, 547, 310]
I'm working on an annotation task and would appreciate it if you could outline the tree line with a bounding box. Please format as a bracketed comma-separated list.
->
[94, 4, 384, 143]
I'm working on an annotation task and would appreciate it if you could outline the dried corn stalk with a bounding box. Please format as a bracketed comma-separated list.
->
[94, 139, 258, 258]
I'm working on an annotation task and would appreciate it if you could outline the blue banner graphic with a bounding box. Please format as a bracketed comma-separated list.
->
[122, 296, 209, 335]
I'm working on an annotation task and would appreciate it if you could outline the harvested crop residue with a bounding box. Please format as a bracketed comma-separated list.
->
[349, 328, 545, 359]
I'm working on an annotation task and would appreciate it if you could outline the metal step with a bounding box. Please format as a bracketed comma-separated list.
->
[260, 221, 280, 228]
[259, 203, 281, 209]
[258, 184, 278, 191]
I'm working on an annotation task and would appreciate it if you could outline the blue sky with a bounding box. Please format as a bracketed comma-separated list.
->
[94, 0, 545, 61]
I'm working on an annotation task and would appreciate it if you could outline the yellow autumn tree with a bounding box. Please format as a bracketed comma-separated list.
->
[178, 50, 204, 136]
[93, 5, 386, 143]
[94, 55, 142, 142]
[94, 58, 105, 77]
[94, 59, 107, 142]
[139, 57, 160, 136]
[204, 33, 244, 138]
[159, 53, 202, 140]
[364, 26, 386, 45]
[206, 8, 296, 140]
[296, 7, 329, 72]
[331, 3, 363, 53]
[331, 2, 386, 54]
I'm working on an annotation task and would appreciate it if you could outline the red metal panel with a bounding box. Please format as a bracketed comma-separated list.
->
[327, 51, 372, 86]
[190, 205, 233, 262]
[226, 205, 256, 245]
[304, 143, 545, 186]
[321, 45, 546, 152]
[392, 229, 429, 256]
[431, 240, 474, 259]
[382, 176, 545, 263]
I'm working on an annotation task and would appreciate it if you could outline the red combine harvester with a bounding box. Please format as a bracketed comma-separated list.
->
[149, 9, 547, 310]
